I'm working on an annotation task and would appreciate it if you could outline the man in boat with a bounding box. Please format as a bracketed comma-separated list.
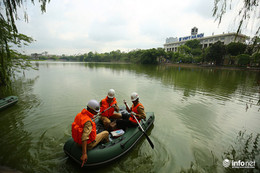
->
[71, 99, 109, 167]
[100, 89, 122, 131]
[116, 92, 146, 130]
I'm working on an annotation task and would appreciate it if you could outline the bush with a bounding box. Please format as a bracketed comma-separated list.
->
[193, 56, 202, 63]
[237, 54, 251, 66]
[251, 53, 260, 66]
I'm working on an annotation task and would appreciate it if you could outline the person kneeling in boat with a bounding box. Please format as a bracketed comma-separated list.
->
[100, 89, 122, 131]
[116, 92, 146, 130]
[71, 99, 109, 167]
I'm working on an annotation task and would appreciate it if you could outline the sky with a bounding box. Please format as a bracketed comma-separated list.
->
[13, 0, 257, 55]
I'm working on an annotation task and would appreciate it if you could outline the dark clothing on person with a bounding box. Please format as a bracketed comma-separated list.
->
[116, 112, 137, 130]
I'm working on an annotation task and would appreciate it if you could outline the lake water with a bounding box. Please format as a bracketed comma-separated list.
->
[0, 62, 259, 173]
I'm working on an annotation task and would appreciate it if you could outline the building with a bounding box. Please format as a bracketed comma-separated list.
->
[164, 27, 249, 52]
[31, 53, 43, 60]
[191, 27, 198, 36]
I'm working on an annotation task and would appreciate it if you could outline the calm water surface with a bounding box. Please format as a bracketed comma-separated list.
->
[0, 62, 259, 173]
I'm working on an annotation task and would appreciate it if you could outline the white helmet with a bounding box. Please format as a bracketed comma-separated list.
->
[87, 99, 100, 112]
[107, 89, 115, 98]
[131, 92, 139, 101]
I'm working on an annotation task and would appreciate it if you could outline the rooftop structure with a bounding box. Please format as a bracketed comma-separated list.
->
[164, 28, 249, 52]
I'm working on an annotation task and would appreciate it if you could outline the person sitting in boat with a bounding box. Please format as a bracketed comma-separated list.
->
[71, 99, 109, 167]
[116, 92, 146, 130]
[100, 89, 122, 131]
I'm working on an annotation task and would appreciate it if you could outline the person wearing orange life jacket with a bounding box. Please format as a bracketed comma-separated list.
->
[100, 89, 122, 130]
[116, 92, 146, 130]
[71, 99, 109, 167]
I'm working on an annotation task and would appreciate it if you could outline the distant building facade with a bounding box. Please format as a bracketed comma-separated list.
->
[164, 27, 249, 52]
[31, 53, 43, 60]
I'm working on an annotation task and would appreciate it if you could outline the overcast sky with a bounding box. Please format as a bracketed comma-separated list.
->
[14, 0, 255, 55]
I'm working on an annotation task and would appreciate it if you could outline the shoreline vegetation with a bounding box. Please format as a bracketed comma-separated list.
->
[29, 39, 260, 71]
[33, 59, 260, 71]
[1, 39, 260, 86]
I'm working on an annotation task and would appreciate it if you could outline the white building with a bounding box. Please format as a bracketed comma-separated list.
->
[164, 28, 249, 52]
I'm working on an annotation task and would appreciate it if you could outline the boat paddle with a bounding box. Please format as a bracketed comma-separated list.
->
[94, 104, 115, 119]
[125, 102, 154, 149]
[131, 112, 154, 149]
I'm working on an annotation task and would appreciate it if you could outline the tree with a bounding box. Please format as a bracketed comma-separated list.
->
[191, 48, 202, 57]
[2, 0, 49, 32]
[1, 17, 34, 85]
[251, 52, 260, 67]
[140, 48, 158, 64]
[0, 0, 49, 86]
[178, 45, 191, 55]
[86, 52, 94, 62]
[226, 42, 247, 56]
[213, 0, 260, 36]
[237, 54, 251, 66]
[185, 39, 201, 49]
[206, 41, 226, 65]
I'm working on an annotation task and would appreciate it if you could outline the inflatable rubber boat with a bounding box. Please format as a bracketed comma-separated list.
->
[0, 96, 18, 111]
[63, 109, 155, 167]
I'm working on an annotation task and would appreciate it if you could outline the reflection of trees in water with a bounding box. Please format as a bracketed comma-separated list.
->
[79, 63, 260, 111]
[35, 62, 260, 110]
[83, 63, 259, 104]
[0, 75, 40, 172]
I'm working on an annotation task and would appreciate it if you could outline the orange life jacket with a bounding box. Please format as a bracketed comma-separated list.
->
[71, 108, 96, 145]
[129, 103, 144, 124]
[100, 96, 117, 118]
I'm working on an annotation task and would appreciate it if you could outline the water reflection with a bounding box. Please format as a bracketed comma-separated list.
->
[0, 75, 41, 172]
[31, 62, 260, 104]
[71, 63, 260, 104]
[176, 103, 220, 141]
[7, 62, 258, 173]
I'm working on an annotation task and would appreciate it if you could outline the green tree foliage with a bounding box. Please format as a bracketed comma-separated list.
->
[252, 36, 260, 53]
[178, 45, 191, 55]
[251, 53, 260, 66]
[57, 48, 165, 64]
[226, 42, 247, 56]
[139, 48, 159, 64]
[0, 0, 50, 86]
[185, 39, 201, 49]
[34, 44, 259, 68]
[237, 54, 251, 66]
[192, 48, 202, 57]
[184, 40, 202, 59]
[0, 17, 34, 85]
[206, 41, 226, 65]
